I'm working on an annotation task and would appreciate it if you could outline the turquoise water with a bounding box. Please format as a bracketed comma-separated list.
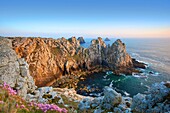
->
[77, 38, 170, 97]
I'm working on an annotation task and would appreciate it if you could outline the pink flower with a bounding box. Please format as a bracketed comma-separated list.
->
[3, 82, 17, 95]
[16, 103, 19, 108]
[62, 108, 67, 113]
[20, 105, 25, 108]
[0, 101, 4, 104]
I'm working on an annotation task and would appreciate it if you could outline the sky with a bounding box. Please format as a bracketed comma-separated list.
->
[0, 0, 170, 38]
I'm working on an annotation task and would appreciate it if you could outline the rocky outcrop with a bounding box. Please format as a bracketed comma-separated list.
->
[104, 37, 110, 41]
[83, 38, 135, 74]
[0, 37, 36, 99]
[132, 58, 146, 69]
[131, 81, 170, 113]
[78, 86, 132, 112]
[77, 37, 85, 44]
[6, 36, 144, 87]
[106, 39, 133, 68]
[78, 81, 170, 113]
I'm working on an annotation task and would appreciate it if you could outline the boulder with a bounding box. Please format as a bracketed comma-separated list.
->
[78, 86, 130, 112]
[102, 86, 122, 109]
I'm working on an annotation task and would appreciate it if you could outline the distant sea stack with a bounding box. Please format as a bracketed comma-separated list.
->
[104, 37, 110, 41]
[77, 37, 85, 44]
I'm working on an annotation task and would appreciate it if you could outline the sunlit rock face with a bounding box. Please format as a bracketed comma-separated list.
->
[8, 37, 143, 87]
[0, 37, 36, 99]
[106, 39, 133, 68]
[84, 38, 134, 74]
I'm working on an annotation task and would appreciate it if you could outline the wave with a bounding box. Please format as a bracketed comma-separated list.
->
[132, 73, 148, 78]
[124, 91, 130, 96]
[131, 52, 165, 68]
[149, 72, 160, 76]
[109, 80, 113, 87]
[103, 75, 108, 79]
[114, 87, 130, 96]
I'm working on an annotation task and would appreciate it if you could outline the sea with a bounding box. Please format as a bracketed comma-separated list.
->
[76, 38, 170, 97]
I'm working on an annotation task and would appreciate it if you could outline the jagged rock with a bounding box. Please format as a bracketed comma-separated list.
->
[107, 39, 133, 68]
[131, 81, 170, 113]
[94, 107, 103, 113]
[10, 37, 82, 87]
[78, 81, 170, 112]
[132, 58, 146, 69]
[7, 37, 145, 87]
[0, 37, 36, 99]
[77, 37, 85, 44]
[78, 98, 92, 110]
[38, 87, 53, 94]
[102, 86, 122, 109]
[78, 86, 130, 112]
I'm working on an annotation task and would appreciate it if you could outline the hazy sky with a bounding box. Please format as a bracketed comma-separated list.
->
[0, 0, 170, 38]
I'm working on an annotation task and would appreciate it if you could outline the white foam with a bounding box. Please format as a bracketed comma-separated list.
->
[124, 91, 130, 96]
[103, 75, 108, 79]
[132, 73, 148, 78]
[109, 80, 114, 87]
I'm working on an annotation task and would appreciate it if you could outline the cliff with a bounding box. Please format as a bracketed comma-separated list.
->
[0, 37, 169, 113]
[6, 37, 144, 87]
[0, 37, 36, 99]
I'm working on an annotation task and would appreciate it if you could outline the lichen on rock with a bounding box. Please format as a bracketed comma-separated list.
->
[0, 37, 36, 99]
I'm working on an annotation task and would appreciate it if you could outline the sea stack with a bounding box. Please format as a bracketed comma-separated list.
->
[105, 37, 110, 41]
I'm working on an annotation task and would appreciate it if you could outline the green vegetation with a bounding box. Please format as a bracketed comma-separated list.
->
[0, 85, 66, 113]
[51, 47, 62, 55]
[72, 54, 82, 61]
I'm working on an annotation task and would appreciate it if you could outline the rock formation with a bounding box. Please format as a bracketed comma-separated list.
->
[78, 86, 132, 112]
[77, 37, 85, 44]
[104, 37, 110, 41]
[0, 36, 169, 113]
[83, 38, 135, 75]
[131, 81, 170, 113]
[5, 36, 144, 87]
[0, 37, 36, 99]
[78, 81, 170, 113]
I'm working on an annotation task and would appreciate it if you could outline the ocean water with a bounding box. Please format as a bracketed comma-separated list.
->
[77, 38, 170, 97]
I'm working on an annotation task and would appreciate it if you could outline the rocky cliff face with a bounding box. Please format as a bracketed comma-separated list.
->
[0, 37, 36, 99]
[82, 38, 134, 74]
[10, 37, 81, 87]
[7, 37, 144, 87]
